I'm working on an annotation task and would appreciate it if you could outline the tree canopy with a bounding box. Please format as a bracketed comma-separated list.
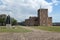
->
[0, 14, 17, 26]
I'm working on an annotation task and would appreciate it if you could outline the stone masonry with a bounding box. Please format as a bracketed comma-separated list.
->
[24, 8, 52, 26]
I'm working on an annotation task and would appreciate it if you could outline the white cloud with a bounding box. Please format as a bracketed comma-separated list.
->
[0, 0, 59, 22]
[49, 0, 59, 5]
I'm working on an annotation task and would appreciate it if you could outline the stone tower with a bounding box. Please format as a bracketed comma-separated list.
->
[38, 9, 48, 26]
[24, 8, 52, 26]
[48, 17, 52, 26]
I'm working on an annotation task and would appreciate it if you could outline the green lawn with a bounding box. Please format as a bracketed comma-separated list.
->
[32, 26, 60, 32]
[0, 26, 60, 32]
[0, 26, 31, 33]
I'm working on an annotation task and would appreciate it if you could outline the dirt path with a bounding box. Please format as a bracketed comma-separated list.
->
[0, 26, 60, 40]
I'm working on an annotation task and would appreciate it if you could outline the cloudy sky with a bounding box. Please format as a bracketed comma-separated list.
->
[0, 0, 60, 22]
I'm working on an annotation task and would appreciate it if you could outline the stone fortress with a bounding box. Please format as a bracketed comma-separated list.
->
[24, 8, 52, 26]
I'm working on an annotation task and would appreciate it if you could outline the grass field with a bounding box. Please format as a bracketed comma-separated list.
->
[0, 26, 60, 32]
[0, 26, 31, 33]
[32, 26, 60, 32]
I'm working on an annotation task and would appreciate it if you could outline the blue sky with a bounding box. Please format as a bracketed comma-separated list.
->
[0, 0, 60, 22]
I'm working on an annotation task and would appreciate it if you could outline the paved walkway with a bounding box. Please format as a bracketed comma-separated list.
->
[0, 26, 60, 40]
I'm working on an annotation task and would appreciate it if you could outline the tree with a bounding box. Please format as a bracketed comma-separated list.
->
[0, 14, 17, 26]
[0, 14, 6, 26]
[11, 18, 17, 25]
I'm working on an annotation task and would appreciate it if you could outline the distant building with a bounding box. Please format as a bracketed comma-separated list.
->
[0, 14, 6, 18]
[53, 23, 60, 26]
[24, 9, 52, 26]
